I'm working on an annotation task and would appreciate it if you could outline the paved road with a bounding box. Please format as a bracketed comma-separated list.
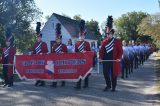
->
[0, 56, 160, 106]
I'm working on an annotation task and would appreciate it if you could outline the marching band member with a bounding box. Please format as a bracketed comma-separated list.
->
[128, 41, 135, 73]
[139, 42, 145, 66]
[99, 16, 123, 92]
[132, 41, 139, 69]
[143, 43, 148, 61]
[121, 40, 130, 79]
[74, 19, 91, 90]
[145, 43, 151, 60]
[51, 23, 68, 88]
[1, 28, 15, 87]
[33, 22, 48, 86]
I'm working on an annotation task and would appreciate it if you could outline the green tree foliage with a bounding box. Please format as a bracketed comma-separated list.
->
[45, 15, 50, 21]
[137, 13, 160, 40]
[136, 35, 153, 43]
[86, 19, 102, 46]
[114, 11, 148, 41]
[137, 13, 160, 48]
[73, 14, 81, 21]
[61, 13, 71, 18]
[100, 20, 106, 37]
[0, 0, 42, 52]
[0, 24, 5, 47]
[86, 19, 101, 36]
[0, 24, 5, 56]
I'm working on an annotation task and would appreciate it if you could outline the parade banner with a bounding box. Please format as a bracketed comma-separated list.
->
[15, 52, 94, 81]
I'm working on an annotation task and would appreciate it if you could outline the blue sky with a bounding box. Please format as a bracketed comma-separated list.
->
[35, 0, 159, 26]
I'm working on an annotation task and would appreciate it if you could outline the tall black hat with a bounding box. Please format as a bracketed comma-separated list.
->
[79, 19, 86, 36]
[5, 27, 14, 45]
[55, 23, 61, 39]
[105, 16, 113, 35]
[35, 22, 42, 37]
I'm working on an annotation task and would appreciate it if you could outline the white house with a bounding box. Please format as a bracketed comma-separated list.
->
[41, 13, 98, 53]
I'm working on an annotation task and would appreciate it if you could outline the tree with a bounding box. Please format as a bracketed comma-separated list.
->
[136, 35, 153, 43]
[73, 14, 81, 21]
[114, 11, 149, 41]
[86, 19, 101, 36]
[61, 13, 71, 18]
[100, 20, 106, 37]
[0, 24, 5, 47]
[45, 15, 50, 21]
[0, 0, 42, 52]
[137, 13, 160, 48]
[137, 13, 160, 40]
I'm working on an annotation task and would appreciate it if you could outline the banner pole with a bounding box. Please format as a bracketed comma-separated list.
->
[0, 64, 13, 66]
[13, 55, 16, 74]
[97, 59, 120, 74]
[99, 59, 120, 62]
[97, 60, 100, 73]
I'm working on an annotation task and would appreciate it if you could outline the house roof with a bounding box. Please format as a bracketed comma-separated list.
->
[52, 13, 98, 40]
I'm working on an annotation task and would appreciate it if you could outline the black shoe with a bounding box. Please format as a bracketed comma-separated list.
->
[3, 83, 8, 87]
[0, 81, 4, 85]
[7, 84, 13, 87]
[35, 81, 40, 86]
[103, 86, 111, 91]
[50, 85, 57, 88]
[74, 86, 81, 90]
[50, 82, 57, 88]
[61, 81, 65, 87]
[111, 89, 116, 92]
[121, 76, 124, 79]
[83, 85, 88, 88]
[38, 83, 45, 86]
[111, 87, 116, 92]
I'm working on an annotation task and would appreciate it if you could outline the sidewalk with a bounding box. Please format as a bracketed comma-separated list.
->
[0, 56, 160, 106]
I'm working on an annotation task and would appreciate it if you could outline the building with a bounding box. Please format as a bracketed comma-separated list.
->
[41, 13, 98, 53]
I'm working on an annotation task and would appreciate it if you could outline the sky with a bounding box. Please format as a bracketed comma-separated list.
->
[34, 0, 160, 26]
